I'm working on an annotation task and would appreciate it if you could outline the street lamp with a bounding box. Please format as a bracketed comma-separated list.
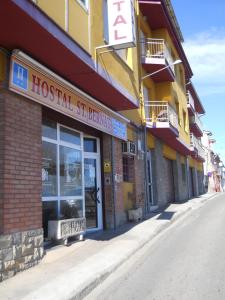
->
[141, 59, 182, 80]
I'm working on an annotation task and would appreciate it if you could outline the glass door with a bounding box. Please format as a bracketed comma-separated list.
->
[84, 137, 102, 231]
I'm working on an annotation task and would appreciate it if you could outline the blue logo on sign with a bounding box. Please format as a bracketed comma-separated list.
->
[112, 118, 127, 140]
[12, 62, 28, 91]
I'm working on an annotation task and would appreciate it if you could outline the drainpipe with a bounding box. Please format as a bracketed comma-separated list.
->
[186, 156, 191, 199]
[143, 124, 149, 215]
[111, 136, 116, 230]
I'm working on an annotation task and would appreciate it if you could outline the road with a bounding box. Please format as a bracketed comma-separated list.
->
[85, 193, 225, 300]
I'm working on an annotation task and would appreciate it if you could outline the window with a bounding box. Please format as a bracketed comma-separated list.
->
[42, 120, 84, 237]
[84, 138, 97, 152]
[123, 156, 134, 182]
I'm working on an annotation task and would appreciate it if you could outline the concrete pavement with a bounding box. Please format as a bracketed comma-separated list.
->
[0, 193, 217, 300]
[85, 192, 225, 300]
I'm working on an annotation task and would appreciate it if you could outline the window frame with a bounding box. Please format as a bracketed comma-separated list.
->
[42, 122, 85, 219]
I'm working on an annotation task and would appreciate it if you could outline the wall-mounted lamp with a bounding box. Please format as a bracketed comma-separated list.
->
[141, 59, 182, 80]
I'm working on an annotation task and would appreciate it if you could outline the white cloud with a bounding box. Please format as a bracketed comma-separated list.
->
[184, 27, 225, 97]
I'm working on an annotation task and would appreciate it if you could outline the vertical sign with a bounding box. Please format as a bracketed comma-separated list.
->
[107, 0, 136, 49]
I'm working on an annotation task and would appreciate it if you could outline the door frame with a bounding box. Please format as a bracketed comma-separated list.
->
[84, 136, 103, 232]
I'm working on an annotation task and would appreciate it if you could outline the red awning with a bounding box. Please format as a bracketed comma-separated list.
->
[0, 0, 138, 111]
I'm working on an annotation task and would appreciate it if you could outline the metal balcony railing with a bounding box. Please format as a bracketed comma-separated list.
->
[190, 133, 205, 158]
[187, 91, 195, 110]
[190, 113, 203, 133]
[140, 38, 175, 73]
[145, 101, 179, 130]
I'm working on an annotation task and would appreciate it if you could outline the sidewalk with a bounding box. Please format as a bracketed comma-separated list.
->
[0, 193, 217, 300]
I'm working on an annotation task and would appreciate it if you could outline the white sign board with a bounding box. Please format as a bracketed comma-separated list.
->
[107, 0, 136, 49]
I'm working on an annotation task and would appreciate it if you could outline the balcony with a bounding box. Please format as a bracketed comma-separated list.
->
[187, 91, 195, 116]
[190, 113, 203, 137]
[190, 133, 205, 161]
[145, 101, 179, 139]
[140, 38, 175, 82]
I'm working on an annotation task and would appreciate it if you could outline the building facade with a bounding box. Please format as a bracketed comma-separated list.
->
[137, 0, 205, 210]
[0, 0, 206, 281]
[202, 131, 224, 193]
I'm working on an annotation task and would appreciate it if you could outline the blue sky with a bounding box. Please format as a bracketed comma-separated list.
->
[171, 0, 225, 161]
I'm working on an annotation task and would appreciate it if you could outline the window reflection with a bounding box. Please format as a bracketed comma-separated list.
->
[60, 126, 81, 145]
[42, 141, 57, 197]
[60, 146, 82, 196]
[42, 119, 57, 140]
[84, 138, 97, 152]
[60, 199, 83, 219]
[42, 201, 58, 237]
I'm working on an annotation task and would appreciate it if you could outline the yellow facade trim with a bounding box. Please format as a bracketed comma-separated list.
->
[188, 157, 195, 168]
[197, 162, 203, 172]
[147, 132, 155, 149]
[189, 157, 203, 171]
[127, 126, 135, 142]
[163, 144, 176, 161]
[180, 155, 185, 164]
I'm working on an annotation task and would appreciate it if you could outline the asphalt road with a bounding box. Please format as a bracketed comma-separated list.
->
[85, 193, 225, 300]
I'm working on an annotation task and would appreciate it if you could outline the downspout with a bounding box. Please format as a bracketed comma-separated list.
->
[186, 156, 190, 199]
[111, 136, 116, 230]
[143, 124, 149, 214]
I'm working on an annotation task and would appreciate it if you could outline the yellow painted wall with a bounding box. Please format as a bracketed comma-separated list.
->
[36, 0, 65, 29]
[123, 182, 135, 210]
[151, 27, 190, 146]
[36, 0, 90, 52]
[155, 82, 172, 102]
[147, 132, 155, 149]
[163, 144, 176, 160]
[35, 0, 141, 124]
[189, 157, 195, 168]
[92, 0, 140, 109]
[127, 126, 136, 142]
[189, 158, 203, 171]
[197, 162, 203, 172]
[68, 0, 89, 51]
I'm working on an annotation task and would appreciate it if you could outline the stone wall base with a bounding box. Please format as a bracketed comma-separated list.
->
[0, 228, 44, 282]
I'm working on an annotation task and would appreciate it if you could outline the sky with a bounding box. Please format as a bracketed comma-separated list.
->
[171, 0, 225, 162]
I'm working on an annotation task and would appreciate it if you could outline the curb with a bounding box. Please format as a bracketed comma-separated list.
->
[75, 194, 217, 300]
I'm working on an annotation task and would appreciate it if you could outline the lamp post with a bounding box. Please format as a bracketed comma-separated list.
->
[141, 59, 182, 80]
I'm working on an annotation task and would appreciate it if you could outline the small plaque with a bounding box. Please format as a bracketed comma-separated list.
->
[104, 160, 111, 173]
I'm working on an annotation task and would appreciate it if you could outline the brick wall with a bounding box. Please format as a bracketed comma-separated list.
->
[102, 134, 125, 229]
[0, 93, 4, 233]
[0, 90, 42, 234]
